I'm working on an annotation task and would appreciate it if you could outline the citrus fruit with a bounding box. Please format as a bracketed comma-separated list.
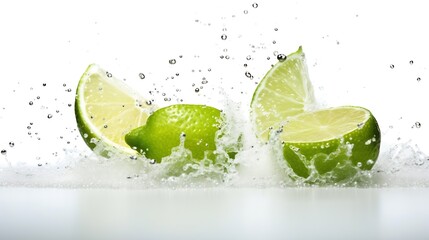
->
[279, 106, 381, 181]
[75, 64, 154, 157]
[251, 46, 316, 141]
[125, 104, 223, 163]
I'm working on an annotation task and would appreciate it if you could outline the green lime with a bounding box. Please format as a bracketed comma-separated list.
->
[125, 104, 223, 163]
[279, 106, 381, 182]
[251, 46, 316, 141]
[75, 64, 154, 157]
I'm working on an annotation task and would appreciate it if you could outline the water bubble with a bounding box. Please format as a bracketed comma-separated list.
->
[357, 162, 363, 168]
[221, 34, 227, 40]
[1, 149, 6, 155]
[169, 59, 177, 65]
[83, 133, 88, 138]
[415, 122, 421, 128]
[267, 56, 271, 60]
[146, 100, 152, 105]
[208, 68, 211, 72]
[277, 53, 287, 62]
[175, 73, 179, 76]
[149, 159, 156, 164]
[139, 73, 145, 79]
[201, 78, 208, 84]
[244, 63, 248, 67]
[47, 114, 53, 119]
[130, 156, 138, 161]
[42, 83, 47, 87]
[225, 55, 230, 59]
[246, 55, 252, 60]
[195, 88, 200, 93]
[36, 96, 40, 99]
[103, 124, 108, 128]
[29, 101, 33, 106]
[68, 103, 72, 107]
[106, 72, 112, 78]
[38, 163, 43, 167]
[245, 71, 252, 78]
[9, 142, 14, 147]
[66, 88, 72, 92]
[409, 60, 414, 65]
[367, 159, 374, 165]
[244, 10, 248, 14]
[357, 122, 364, 128]
[417, 77, 421, 82]
[252, 3, 258, 8]
[390, 64, 394, 69]
[63, 83, 66, 87]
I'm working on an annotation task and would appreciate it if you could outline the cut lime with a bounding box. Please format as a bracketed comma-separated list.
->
[125, 104, 223, 163]
[75, 64, 154, 157]
[279, 106, 381, 181]
[251, 46, 316, 141]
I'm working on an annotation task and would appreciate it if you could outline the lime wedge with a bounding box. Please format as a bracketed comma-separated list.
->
[251, 46, 316, 141]
[279, 106, 381, 181]
[75, 64, 154, 157]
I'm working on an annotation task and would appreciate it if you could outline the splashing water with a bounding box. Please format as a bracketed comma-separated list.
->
[0, 1, 428, 189]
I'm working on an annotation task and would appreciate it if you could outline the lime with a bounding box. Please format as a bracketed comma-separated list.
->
[75, 64, 154, 157]
[279, 106, 381, 181]
[251, 46, 316, 141]
[125, 104, 223, 163]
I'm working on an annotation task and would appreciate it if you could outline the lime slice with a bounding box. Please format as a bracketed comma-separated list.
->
[279, 106, 381, 181]
[75, 64, 154, 157]
[251, 46, 316, 141]
[125, 104, 222, 163]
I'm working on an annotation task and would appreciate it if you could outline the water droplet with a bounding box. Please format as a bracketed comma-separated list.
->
[47, 114, 53, 119]
[1, 150, 6, 155]
[83, 133, 88, 138]
[42, 83, 47, 87]
[201, 78, 208, 84]
[221, 34, 227, 40]
[169, 59, 176, 64]
[367, 159, 374, 165]
[146, 100, 152, 105]
[68, 103, 72, 107]
[9, 142, 14, 147]
[208, 68, 211, 72]
[66, 88, 72, 92]
[252, 3, 258, 8]
[244, 63, 248, 67]
[175, 73, 179, 76]
[36, 96, 40, 100]
[149, 159, 156, 164]
[106, 72, 112, 78]
[415, 122, 421, 128]
[244, 10, 248, 14]
[225, 55, 230, 59]
[417, 77, 421, 82]
[390, 64, 394, 69]
[139, 73, 145, 79]
[357, 162, 363, 168]
[29, 101, 33, 106]
[195, 88, 200, 93]
[409, 60, 414, 65]
[246, 55, 252, 60]
[274, 27, 278, 31]
[245, 71, 252, 78]
[277, 53, 287, 62]
[103, 124, 108, 128]
[38, 163, 43, 167]
[272, 40, 276, 44]
[130, 156, 138, 160]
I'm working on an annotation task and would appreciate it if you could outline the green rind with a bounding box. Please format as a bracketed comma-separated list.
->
[282, 106, 381, 180]
[125, 104, 222, 163]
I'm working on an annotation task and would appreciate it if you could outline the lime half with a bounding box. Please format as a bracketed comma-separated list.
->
[251, 46, 316, 141]
[75, 64, 154, 157]
[279, 106, 381, 181]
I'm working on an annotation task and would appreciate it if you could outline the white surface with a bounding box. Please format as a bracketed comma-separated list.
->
[1, 187, 429, 240]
